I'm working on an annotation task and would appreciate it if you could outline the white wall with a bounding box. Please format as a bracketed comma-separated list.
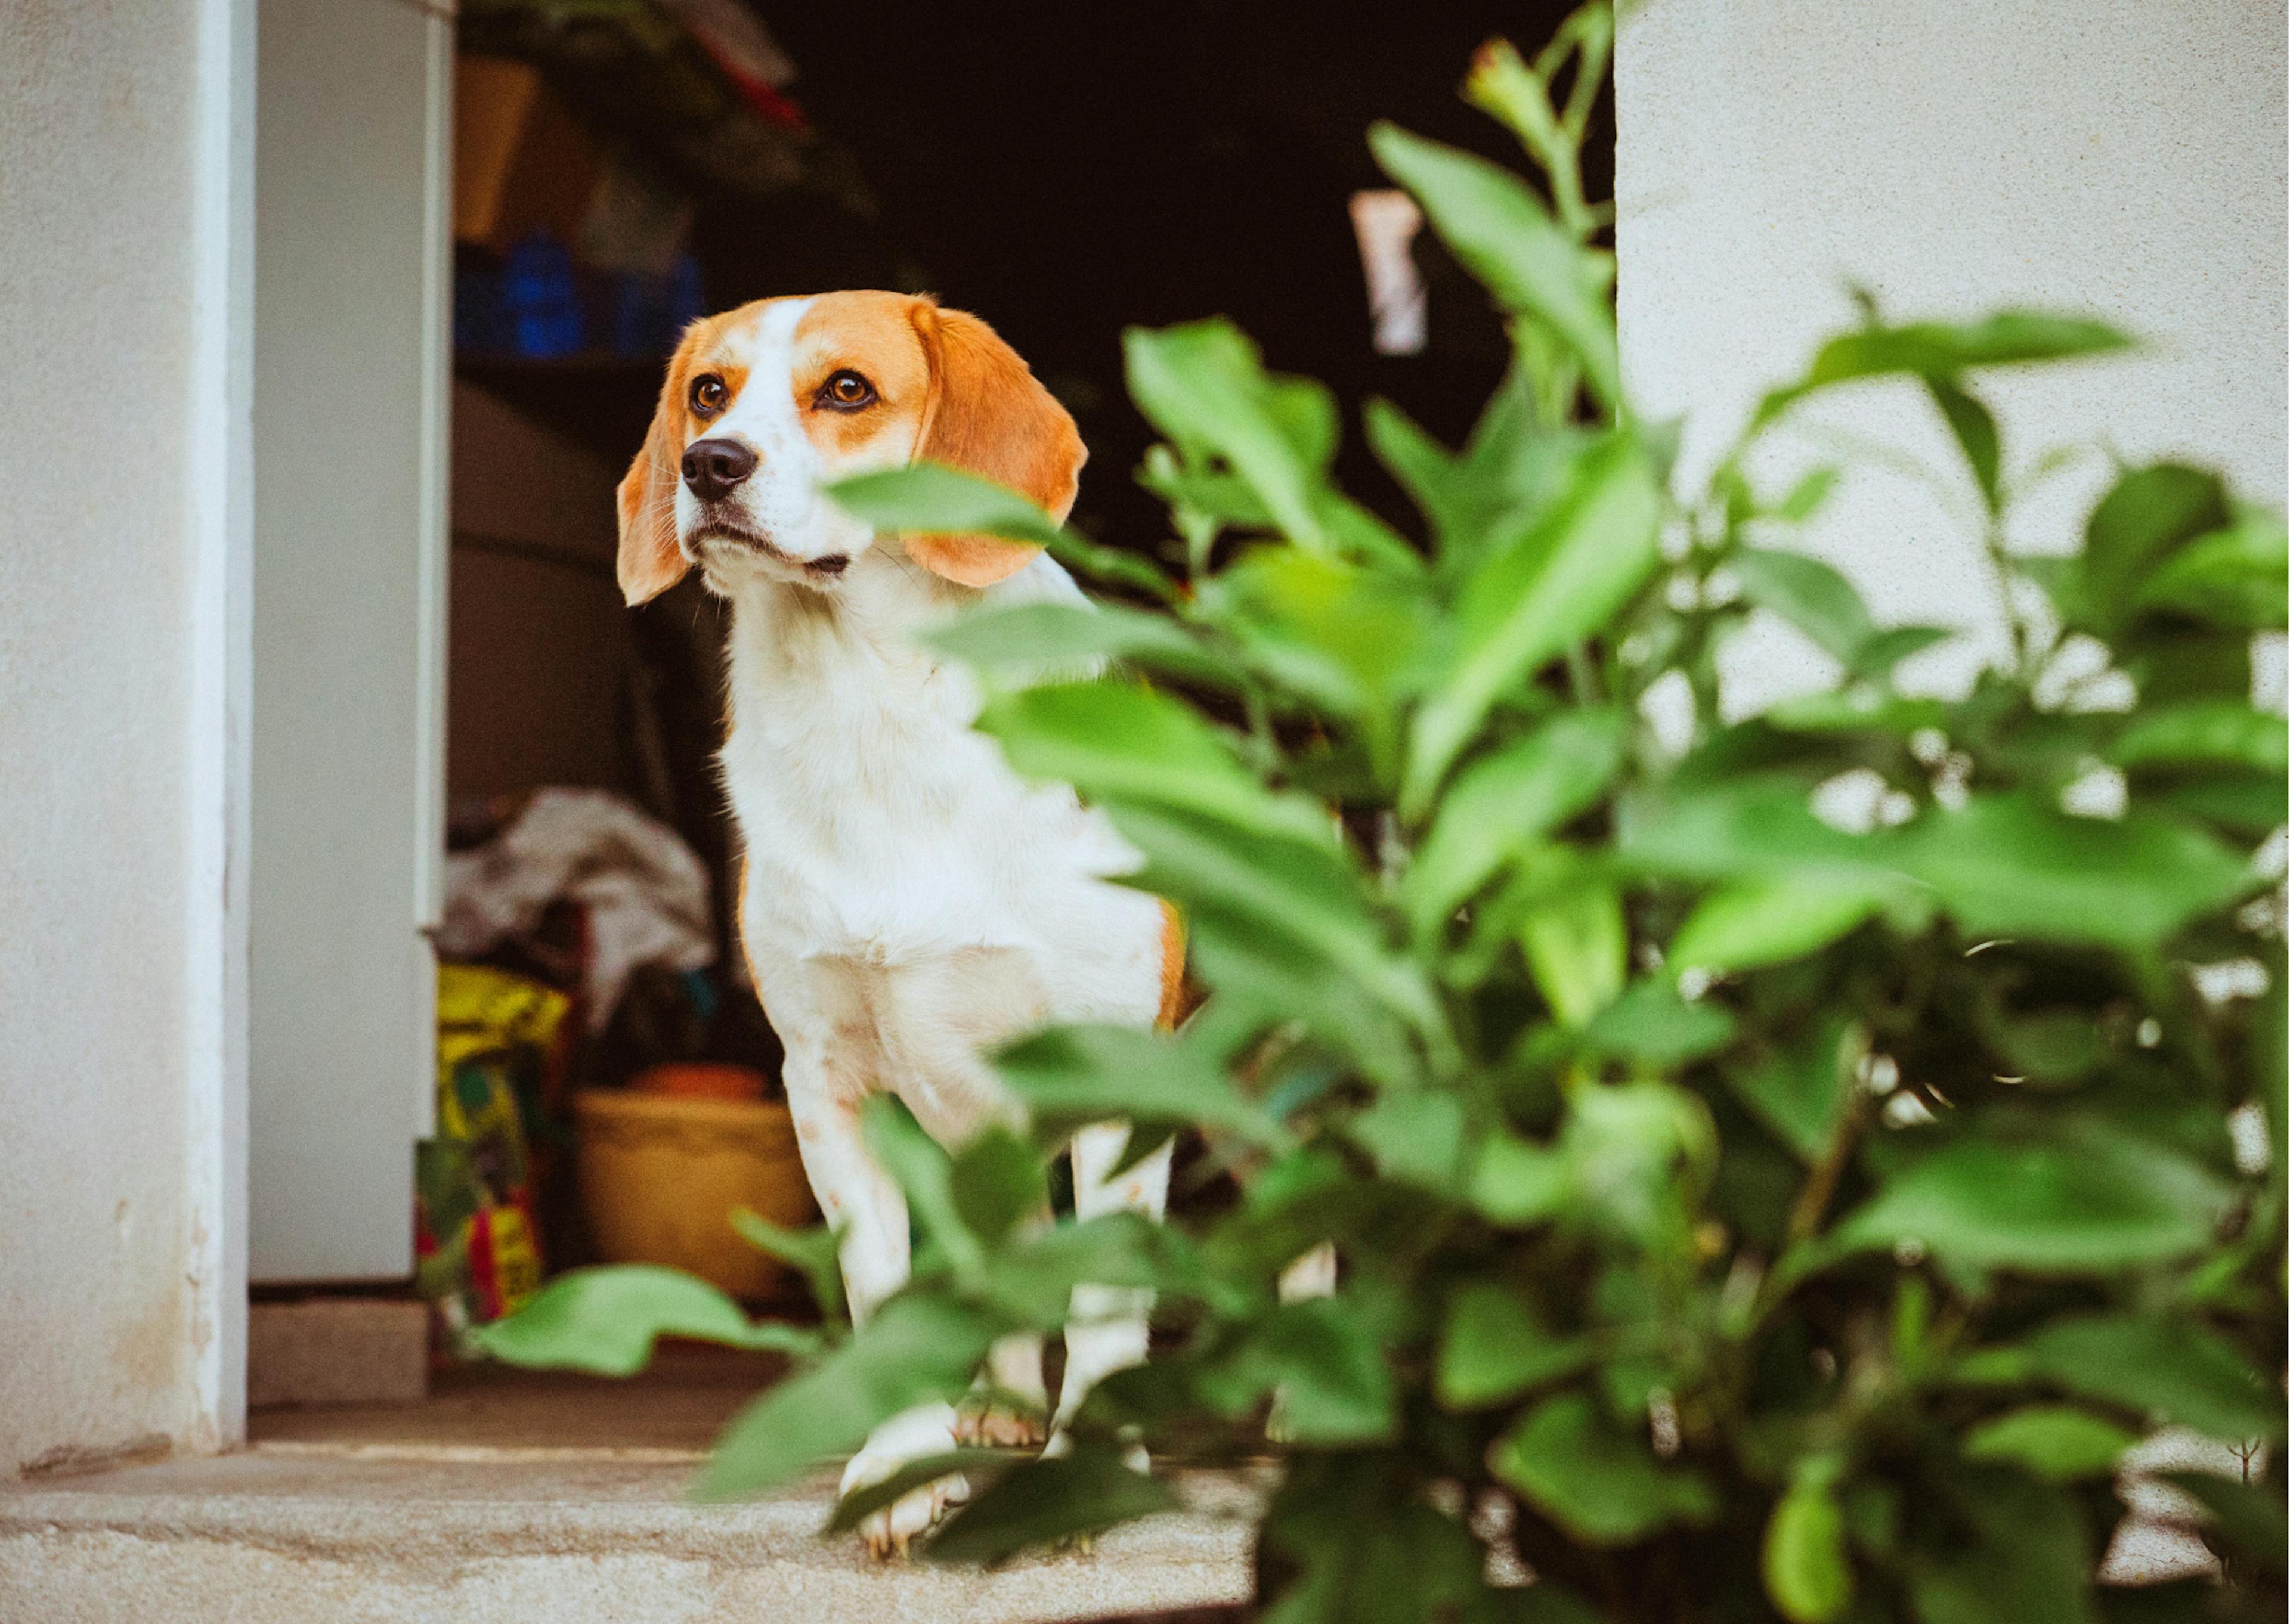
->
[249, 0, 450, 1285]
[0, 0, 252, 1470]
[1617, 0, 2287, 706]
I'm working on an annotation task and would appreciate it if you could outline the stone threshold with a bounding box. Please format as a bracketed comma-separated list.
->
[0, 1442, 1256, 1623]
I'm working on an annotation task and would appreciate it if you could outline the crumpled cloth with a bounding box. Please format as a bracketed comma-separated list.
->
[439, 788, 714, 1031]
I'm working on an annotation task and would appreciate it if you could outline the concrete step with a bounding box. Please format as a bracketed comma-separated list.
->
[0, 1446, 1255, 1623]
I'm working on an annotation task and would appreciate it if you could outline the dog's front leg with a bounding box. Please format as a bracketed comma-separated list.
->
[1050, 1120, 1171, 1463]
[784, 1071, 961, 1556]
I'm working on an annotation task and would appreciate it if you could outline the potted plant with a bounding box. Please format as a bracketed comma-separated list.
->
[479, 10, 2286, 1619]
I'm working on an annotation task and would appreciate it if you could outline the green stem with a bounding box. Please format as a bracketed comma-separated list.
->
[1979, 519, 2033, 679]
[1787, 1088, 1869, 1250]
[1565, 644, 1602, 707]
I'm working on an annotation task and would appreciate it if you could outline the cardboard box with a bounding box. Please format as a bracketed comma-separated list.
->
[248, 1299, 429, 1408]
[454, 56, 605, 252]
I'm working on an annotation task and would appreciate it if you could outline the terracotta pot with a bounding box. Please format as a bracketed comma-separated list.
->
[574, 1089, 816, 1300]
[631, 1061, 769, 1104]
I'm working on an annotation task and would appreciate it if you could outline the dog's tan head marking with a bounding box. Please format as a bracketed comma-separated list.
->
[614, 292, 1084, 605]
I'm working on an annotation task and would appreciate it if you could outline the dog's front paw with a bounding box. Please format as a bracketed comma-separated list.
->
[840, 1403, 965, 1560]
[851, 1473, 965, 1560]
[954, 1398, 1046, 1448]
[1040, 1428, 1152, 1477]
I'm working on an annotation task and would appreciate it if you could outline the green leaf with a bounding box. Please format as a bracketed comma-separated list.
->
[927, 600, 1234, 692]
[994, 1024, 1292, 1151]
[2118, 627, 2255, 711]
[1435, 1284, 1590, 1409]
[1579, 979, 1738, 1066]
[1826, 1126, 2234, 1275]
[2154, 765, 2289, 835]
[1727, 1016, 1861, 1162]
[1520, 876, 1629, 1027]
[2020, 1314, 2282, 1441]
[1404, 708, 1628, 934]
[1404, 432, 1661, 812]
[1926, 379, 2000, 509]
[985, 1213, 1188, 1327]
[1256, 1462, 1523, 1624]
[2156, 1474, 2288, 1576]
[1669, 873, 1892, 976]
[1731, 548, 1876, 667]
[1448, 362, 1601, 573]
[1899, 794, 2251, 953]
[2110, 701, 2287, 776]
[1048, 529, 1185, 605]
[827, 1448, 1016, 1533]
[1124, 321, 1332, 552]
[728, 1211, 847, 1325]
[1199, 1297, 1398, 1446]
[1363, 396, 1474, 546]
[697, 1293, 1003, 1501]
[1766, 688, 1952, 735]
[1764, 1475, 1855, 1623]
[470, 1265, 819, 1376]
[1775, 467, 1840, 523]
[1472, 1129, 1570, 1226]
[1492, 1393, 1718, 1546]
[1561, 1081, 1716, 1245]
[1961, 1406, 2136, 1481]
[1754, 312, 2130, 430]
[926, 1446, 1180, 1565]
[948, 1126, 1050, 1248]
[1109, 802, 1440, 1050]
[1178, 903, 1428, 1090]
[1982, 1010, 2106, 1085]
[1619, 774, 1901, 887]
[1369, 123, 1620, 410]
[861, 1096, 982, 1277]
[825, 461, 1057, 547]
[1851, 624, 1955, 679]
[1910, 1471, 2096, 1624]
[1209, 547, 1432, 732]
[2133, 507, 2289, 629]
[1350, 1089, 1468, 1190]
[1138, 450, 1274, 530]
[2076, 464, 2232, 633]
[977, 680, 1338, 851]
[1323, 492, 1434, 579]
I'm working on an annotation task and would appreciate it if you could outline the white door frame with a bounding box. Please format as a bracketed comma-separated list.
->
[246, 0, 453, 1287]
[185, 0, 257, 1450]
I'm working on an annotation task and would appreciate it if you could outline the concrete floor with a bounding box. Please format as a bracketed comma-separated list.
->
[0, 1346, 2222, 1616]
[250, 1343, 770, 1459]
[0, 1349, 1256, 1623]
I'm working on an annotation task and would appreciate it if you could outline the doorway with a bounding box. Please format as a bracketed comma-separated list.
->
[246, 0, 1593, 1420]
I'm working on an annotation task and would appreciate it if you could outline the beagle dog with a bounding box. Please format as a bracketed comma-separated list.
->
[615, 292, 1179, 1554]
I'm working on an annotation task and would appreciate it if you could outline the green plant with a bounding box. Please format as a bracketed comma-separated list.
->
[481, 10, 2287, 1619]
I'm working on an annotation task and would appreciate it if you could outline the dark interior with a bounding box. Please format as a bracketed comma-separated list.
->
[438, 0, 1601, 1288]
[469, 0, 1602, 550]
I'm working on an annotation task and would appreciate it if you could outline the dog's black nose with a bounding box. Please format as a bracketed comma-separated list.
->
[681, 438, 756, 502]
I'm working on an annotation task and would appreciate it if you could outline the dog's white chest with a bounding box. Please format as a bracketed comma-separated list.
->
[717, 555, 1165, 1120]
[725, 643, 1115, 960]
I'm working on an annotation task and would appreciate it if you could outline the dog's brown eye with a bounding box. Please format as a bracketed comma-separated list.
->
[818, 370, 875, 411]
[691, 374, 728, 414]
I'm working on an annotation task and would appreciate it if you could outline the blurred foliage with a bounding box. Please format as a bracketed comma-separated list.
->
[477, 7, 2286, 1619]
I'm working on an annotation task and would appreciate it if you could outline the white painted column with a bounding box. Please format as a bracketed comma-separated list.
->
[0, 0, 255, 1470]
[247, 0, 451, 1285]
[1617, 0, 2286, 705]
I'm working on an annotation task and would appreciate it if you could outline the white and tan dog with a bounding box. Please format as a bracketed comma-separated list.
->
[615, 291, 1181, 1554]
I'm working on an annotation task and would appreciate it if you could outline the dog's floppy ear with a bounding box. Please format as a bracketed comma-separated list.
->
[617, 333, 699, 606]
[905, 300, 1086, 588]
